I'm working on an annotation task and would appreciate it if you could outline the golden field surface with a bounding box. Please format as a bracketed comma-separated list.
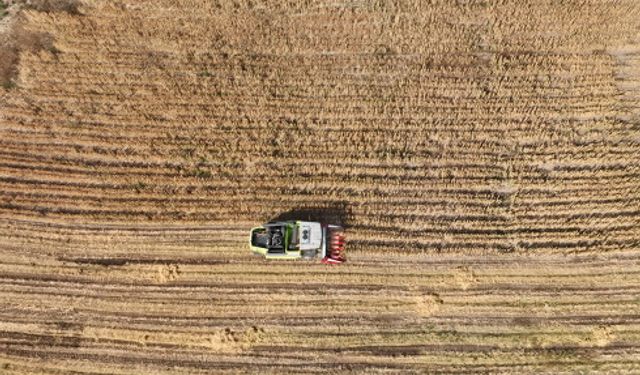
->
[1, 0, 640, 373]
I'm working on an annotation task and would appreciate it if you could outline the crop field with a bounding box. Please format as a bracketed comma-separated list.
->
[1, 0, 640, 373]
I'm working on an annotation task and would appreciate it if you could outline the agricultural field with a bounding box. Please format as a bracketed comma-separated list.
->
[1, 0, 639, 373]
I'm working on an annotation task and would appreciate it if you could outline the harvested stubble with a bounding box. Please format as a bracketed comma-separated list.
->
[0, 0, 639, 373]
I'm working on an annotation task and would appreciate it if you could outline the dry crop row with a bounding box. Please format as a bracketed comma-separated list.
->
[1, 247, 640, 373]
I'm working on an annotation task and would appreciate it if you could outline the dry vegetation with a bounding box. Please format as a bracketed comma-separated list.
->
[0, 0, 639, 373]
[0, 0, 81, 88]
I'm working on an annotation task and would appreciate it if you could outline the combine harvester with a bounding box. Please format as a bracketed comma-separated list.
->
[250, 221, 346, 264]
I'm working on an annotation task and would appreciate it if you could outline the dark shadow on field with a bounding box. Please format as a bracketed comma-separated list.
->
[269, 203, 352, 228]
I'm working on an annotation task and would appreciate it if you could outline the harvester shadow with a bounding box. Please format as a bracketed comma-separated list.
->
[269, 203, 352, 228]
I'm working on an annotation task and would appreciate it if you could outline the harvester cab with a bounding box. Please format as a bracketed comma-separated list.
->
[250, 221, 346, 264]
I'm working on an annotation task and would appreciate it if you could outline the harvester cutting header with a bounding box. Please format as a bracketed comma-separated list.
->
[250, 221, 346, 264]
